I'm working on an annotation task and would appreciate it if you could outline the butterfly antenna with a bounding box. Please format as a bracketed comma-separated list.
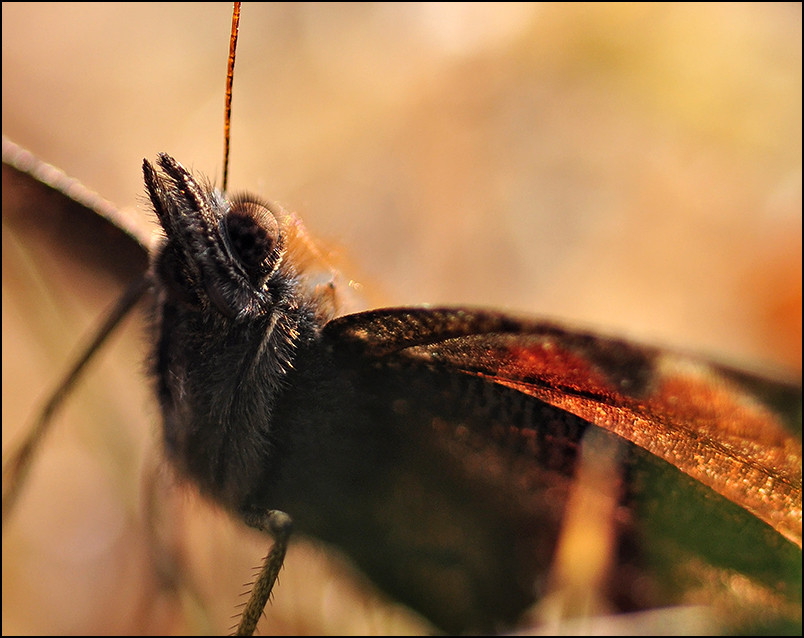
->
[222, 1, 241, 193]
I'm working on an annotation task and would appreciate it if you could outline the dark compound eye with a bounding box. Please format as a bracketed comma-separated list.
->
[225, 200, 282, 278]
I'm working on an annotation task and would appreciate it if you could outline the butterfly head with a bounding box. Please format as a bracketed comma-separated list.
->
[143, 153, 286, 320]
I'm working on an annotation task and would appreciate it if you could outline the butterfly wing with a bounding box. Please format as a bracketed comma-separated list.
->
[320, 307, 802, 631]
[326, 307, 802, 543]
[2, 137, 151, 282]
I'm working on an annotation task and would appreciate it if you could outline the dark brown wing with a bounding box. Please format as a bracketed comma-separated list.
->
[325, 306, 803, 547]
[2, 136, 152, 271]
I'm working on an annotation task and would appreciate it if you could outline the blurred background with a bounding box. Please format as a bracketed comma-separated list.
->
[3, 2, 801, 634]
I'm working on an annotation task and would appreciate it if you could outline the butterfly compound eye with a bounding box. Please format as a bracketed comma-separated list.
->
[225, 200, 283, 279]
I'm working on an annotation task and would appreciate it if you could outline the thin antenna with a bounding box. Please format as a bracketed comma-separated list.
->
[222, 1, 242, 192]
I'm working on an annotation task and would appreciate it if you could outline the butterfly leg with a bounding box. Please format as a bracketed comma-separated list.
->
[235, 509, 294, 636]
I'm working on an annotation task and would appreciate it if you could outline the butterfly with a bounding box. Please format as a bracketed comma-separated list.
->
[3, 2, 800, 636]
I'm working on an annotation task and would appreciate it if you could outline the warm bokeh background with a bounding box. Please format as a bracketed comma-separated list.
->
[3, 2, 801, 635]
